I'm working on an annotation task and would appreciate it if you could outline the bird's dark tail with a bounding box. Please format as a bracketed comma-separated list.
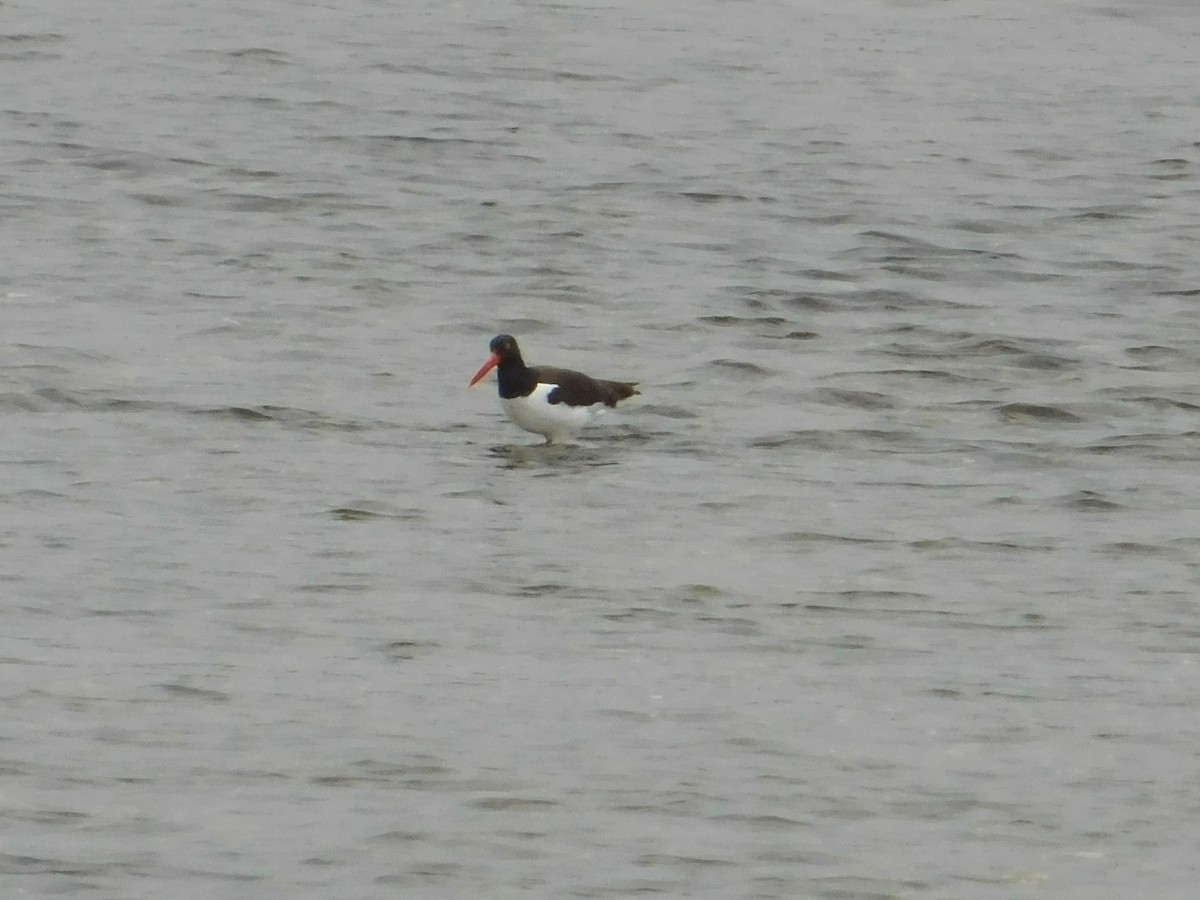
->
[600, 380, 639, 407]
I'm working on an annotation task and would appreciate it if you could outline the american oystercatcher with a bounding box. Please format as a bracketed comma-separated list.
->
[468, 334, 639, 444]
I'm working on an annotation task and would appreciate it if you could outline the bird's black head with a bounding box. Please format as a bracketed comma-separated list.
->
[489, 334, 522, 363]
[470, 334, 528, 388]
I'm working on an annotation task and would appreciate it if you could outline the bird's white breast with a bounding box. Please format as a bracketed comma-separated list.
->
[500, 383, 603, 443]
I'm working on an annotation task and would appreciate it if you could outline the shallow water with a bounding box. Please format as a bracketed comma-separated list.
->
[3, 1, 1200, 897]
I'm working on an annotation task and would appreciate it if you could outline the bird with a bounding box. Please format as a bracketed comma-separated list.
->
[468, 334, 639, 444]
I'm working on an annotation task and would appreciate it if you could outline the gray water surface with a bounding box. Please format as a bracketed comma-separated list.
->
[4, 1, 1200, 897]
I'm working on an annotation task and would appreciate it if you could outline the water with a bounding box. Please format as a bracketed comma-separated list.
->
[3, 0, 1200, 896]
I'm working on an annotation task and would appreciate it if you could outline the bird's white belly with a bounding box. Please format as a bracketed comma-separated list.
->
[500, 383, 602, 443]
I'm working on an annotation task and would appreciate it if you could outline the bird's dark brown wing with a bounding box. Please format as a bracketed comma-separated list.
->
[533, 366, 640, 408]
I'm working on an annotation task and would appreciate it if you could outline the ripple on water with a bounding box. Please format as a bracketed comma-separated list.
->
[876, 334, 1084, 372]
[811, 388, 898, 410]
[1122, 344, 1195, 367]
[709, 358, 774, 377]
[329, 503, 426, 522]
[748, 428, 956, 455]
[995, 402, 1086, 424]
[1084, 432, 1200, 460]
[1057, 490, 1124, 511]
[698, 314, 788, 327]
